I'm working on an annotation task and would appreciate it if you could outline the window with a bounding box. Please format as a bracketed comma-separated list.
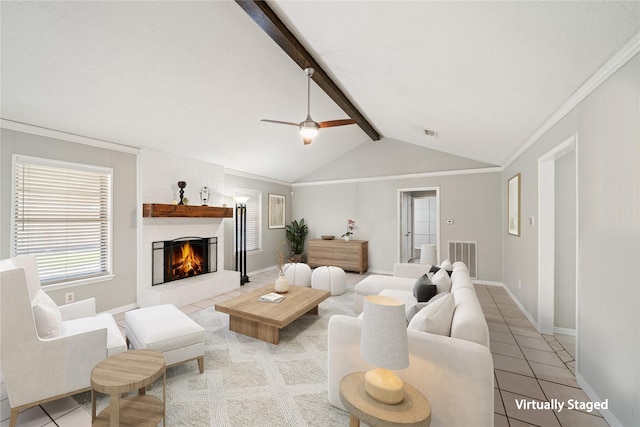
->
[233, 188, 262, 252]
[12, 155, 113, 285]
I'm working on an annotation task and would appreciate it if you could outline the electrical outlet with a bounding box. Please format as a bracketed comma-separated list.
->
[65, 292, 75, 303]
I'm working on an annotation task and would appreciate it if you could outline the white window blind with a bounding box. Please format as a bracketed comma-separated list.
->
[234, 188, 262, 252]
[12, 155, 113, 285]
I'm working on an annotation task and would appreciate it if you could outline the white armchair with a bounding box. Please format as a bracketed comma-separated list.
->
[0, 255, 126, 427]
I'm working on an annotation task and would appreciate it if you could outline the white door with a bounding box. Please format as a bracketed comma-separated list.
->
[400, 192, 413, 262]
[398, 188, 439, 263]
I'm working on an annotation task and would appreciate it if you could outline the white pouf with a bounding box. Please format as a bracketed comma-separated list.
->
[283, 263, 312, 287]
[125, 304, 205, 373]
[311, 266, 347, 296]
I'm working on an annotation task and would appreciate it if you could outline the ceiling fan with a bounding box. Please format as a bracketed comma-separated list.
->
[261, 68, 357, 145]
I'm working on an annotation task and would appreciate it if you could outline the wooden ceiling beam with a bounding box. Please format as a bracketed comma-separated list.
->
[235, 0, 381, 141]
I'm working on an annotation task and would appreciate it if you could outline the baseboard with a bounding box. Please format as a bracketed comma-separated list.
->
[102, 302, 138, 315]
[576, 372, 623, 427]
[553, 326, 576, 336]
[497, 283, 542, 334]
[248, 265, 278, 276]
[473, 280, 504, 287]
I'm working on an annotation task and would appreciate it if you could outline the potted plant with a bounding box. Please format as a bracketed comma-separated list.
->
[286, 218, 309, 263]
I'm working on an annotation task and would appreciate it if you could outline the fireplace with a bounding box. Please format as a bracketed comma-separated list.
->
[152, 237, 218, 285]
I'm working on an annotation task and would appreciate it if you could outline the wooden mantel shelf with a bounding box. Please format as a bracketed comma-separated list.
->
[142, 203, 233, 218]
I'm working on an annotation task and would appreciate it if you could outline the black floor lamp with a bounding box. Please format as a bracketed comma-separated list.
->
[234, 196, 250, 285]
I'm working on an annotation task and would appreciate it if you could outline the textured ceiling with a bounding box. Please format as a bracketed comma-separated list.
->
[1, 1, 639, 182]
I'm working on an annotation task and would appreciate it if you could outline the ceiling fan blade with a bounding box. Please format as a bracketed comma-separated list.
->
[261, 119, 300, 127]
[303, 137, 313, 145]
[318, 119, 357, 128]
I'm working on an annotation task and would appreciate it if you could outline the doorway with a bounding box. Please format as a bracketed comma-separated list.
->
[398, 188, 440, 263]
[538, 135, 578, 342]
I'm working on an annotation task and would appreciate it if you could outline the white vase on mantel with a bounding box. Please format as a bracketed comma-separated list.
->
[344, 235, 351, 241]
[274, 274, 290, 293]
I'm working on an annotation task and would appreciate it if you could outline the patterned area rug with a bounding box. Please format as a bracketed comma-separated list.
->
[76, 288, 357, 426]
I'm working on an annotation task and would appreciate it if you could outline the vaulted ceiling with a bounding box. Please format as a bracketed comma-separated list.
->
[1, 1, 638, 182]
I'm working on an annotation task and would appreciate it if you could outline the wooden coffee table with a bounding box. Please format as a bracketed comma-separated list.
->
[91, 349, 166, 427]
[214, 285, 330, 344]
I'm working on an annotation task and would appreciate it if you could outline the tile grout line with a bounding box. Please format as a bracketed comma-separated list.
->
[484, 285, 563, 427]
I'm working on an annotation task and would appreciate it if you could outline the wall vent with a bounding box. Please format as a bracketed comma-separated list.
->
[448, 241, 477, 278]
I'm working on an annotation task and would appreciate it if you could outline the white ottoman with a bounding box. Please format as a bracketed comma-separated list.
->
[311, 266, 347, 296]
[125, 304, 205, 373]
[283, 263, 312, 287]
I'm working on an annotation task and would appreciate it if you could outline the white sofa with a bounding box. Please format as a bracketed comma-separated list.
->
[353, 261, 467, 313]
[329, 262, 494, 427]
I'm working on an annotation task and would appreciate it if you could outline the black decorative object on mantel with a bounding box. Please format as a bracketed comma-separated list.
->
[235, 196, 250, 285]
[178, 181, 186, 205]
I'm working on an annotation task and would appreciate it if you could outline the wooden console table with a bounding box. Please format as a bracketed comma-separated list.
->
[307, 239, 368, 274]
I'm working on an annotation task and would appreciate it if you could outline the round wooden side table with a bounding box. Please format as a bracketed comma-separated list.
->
[91, 349, 166, 427]
[339, 372, 431, 427]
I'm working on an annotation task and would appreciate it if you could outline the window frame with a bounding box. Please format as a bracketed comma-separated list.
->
[11, 154, 114, 289]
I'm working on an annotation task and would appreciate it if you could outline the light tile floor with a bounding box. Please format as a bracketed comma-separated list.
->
[3, 272, 606, 427]
[476, 284, 609, 427]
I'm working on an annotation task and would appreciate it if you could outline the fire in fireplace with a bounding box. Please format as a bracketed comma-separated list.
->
[152, 237, 217, 285]
[172, 241, 204, 279]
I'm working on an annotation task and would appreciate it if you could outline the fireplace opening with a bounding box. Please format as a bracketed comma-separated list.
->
[152, 237, 217, 285]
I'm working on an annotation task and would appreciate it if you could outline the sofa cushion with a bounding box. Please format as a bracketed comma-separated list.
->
[413, 274, 437, 302]
[63, 313, 127, 356]
[31, 290, 63, 339]
[431, 268, 452, 294]
[408, 293, 455, 336]
[452, 261, 469, 273]
[451, 270, 475, 293]
[451, 288, 490, 347]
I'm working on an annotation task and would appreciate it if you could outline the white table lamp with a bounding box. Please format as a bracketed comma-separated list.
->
[360, 295, 409, 404]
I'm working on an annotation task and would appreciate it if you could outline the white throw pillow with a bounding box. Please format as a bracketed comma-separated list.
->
[405, 292, 449, 323]
[440, 258, 452, 271]
[31, 290, 62, 338]
[431, 268, 452, 294]
[408, 293, 455, 336]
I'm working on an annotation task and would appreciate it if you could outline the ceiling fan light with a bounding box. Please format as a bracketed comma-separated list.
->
[300, 122, 319, 138]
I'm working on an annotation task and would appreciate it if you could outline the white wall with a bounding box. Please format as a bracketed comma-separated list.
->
[503, 54, 639, 426]
[138, 148, 237, 307]
[0, 128, 138, 312]
[223, 172, 292, 274]
[297, 137, 494, 182]
[292, 171, 503, 280]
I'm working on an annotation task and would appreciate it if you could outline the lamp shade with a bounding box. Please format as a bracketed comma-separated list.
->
[360, 295, 409, 370]
[420, 244, 437, 265]
[233, 196, 250, 204]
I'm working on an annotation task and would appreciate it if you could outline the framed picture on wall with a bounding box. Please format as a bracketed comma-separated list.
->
[508, 173, 521, 236]
[268, 194, 286, 229]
